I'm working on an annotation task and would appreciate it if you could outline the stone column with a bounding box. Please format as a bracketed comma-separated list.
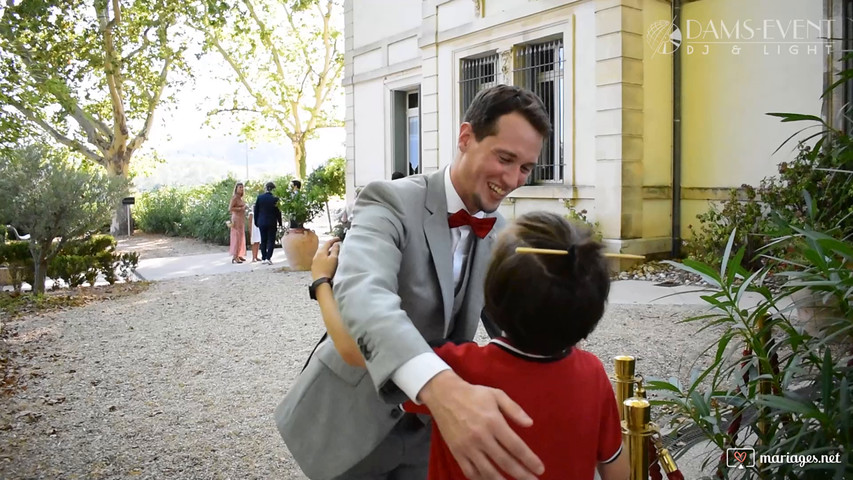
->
[420, 1, 440, 172]
[595, 0, 644, 242]
[343, 0, 356, 195]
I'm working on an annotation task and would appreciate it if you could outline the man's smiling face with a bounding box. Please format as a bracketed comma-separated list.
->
[451, 112, 543, 214]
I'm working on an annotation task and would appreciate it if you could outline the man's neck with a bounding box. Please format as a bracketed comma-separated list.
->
[447, 165, 478, 214]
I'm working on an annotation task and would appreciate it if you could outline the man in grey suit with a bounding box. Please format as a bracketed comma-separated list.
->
[276, 85, 552, 480]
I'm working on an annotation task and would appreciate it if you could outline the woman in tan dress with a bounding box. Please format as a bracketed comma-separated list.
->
[229, 182, 247, 263]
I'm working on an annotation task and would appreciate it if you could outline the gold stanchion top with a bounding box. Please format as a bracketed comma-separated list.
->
[614, 356, 636, 377]
[624, 398, 650, 429]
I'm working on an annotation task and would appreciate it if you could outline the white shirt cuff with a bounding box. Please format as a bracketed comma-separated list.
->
[391, 352, 451, 404]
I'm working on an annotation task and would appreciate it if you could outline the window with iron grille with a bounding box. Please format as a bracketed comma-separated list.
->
[460, 53, 499, 119]
[514, 39, 564, 183]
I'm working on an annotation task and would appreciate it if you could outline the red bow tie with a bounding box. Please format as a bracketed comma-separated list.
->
[448, 210, 496, 239]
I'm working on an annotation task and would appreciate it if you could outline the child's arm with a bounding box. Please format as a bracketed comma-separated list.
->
[597, 441, 628, 480]
[595, 360, 629, 480]
[312, 238, 365, 367]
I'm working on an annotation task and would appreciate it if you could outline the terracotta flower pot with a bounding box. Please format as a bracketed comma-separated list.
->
[282, 228, 319, 271]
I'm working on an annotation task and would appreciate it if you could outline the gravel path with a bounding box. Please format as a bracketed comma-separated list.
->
[0, 261, 722, 478]
[116, 232, 224, 260]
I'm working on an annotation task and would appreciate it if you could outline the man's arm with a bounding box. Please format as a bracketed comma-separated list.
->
[333, 181, 436, 394]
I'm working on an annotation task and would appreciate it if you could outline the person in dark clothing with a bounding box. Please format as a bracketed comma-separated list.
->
[254, 181, 283, 265]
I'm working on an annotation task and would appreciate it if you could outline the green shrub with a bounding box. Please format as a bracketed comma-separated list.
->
[275, 182, 325, 229]
[0, 240, 30, 264]
[687, 186, 774, 270]
[181, 178, 237, 245]
[563, 201, 602, 241]
[687, 144, 853, 270]
[760, 141, 853, 239]
[61, 235, 117, 257]
[116, 252, 139, 282]
[96, 250, 117, 284]
[1, 235, 136, 289]
[0, 241, 33, 291]
[49, 255, 89, 287]
[135, 187, 188, 236]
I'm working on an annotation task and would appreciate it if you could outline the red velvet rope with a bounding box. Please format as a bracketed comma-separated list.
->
[649, 437, 663, 480]
[648, 437, 684, 480]
[666, 470, 685, 480]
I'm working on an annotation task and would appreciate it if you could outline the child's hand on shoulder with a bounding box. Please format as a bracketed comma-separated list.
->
[312, 238, 341, 280]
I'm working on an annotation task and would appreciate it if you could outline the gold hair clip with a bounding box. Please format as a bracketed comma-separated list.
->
[515, 247, 645, 260]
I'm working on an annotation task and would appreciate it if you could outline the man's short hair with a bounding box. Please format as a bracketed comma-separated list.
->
[265, 182, 276, 191]
[484, 211, 610, 356]
[462, 84, 552, 141]
[291, 179, 302, 190]
[391, 171, 405, 180]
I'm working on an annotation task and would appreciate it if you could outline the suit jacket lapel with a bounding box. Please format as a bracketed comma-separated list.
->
[423, 168, 454, 330]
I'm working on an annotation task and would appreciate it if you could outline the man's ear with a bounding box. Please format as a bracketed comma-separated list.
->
[457, 122, 473, 152]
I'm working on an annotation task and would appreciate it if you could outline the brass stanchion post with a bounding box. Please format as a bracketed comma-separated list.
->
[624, 398, 652, 480]
[614, 355, 637, 421]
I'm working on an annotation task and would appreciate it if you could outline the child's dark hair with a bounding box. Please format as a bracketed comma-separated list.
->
[483, 211, 610, 356]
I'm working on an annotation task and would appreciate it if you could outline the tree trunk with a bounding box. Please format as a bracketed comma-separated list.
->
[31, 247, 48, 295]
[106, 152, 132, 236]
[293, 139, 307, 179]
[325, 200, 332, 233]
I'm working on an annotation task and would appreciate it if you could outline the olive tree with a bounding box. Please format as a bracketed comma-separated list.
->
[0, 143, 126, 294]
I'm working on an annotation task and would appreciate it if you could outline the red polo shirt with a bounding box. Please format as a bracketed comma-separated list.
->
[405, 339, 623, 480]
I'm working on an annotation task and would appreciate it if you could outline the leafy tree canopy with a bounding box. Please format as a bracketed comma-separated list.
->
[0, 0, 190, 177]
[190, 0, 344, 179]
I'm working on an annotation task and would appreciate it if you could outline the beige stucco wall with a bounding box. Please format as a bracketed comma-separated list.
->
[642, 0, 674, 241]
[679, 0, 825, 237]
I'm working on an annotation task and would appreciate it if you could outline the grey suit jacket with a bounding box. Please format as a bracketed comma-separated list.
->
[275, 167, 505, 479]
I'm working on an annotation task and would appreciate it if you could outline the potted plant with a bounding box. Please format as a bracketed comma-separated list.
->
[276, 180, 325, 271]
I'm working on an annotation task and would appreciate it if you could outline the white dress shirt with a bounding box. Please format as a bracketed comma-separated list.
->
[390, 167, 486, 403]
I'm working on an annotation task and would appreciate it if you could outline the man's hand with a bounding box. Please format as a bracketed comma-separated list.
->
[419, 370, 544, 480]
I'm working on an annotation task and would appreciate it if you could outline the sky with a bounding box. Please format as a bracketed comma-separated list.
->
[134, 54, 345, 192]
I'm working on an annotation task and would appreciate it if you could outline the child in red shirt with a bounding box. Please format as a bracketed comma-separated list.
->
[310, 211, 629, 480]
